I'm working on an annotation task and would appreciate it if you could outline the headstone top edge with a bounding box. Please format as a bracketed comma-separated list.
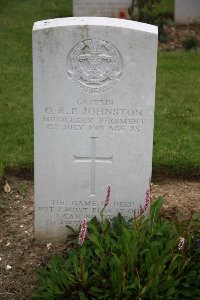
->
[33, 17, 158, 35]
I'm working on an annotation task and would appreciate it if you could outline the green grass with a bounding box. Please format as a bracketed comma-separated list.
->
[0, 0, 72, 177]
[0, 0, 199, 177]
[154, 52, 200, 172]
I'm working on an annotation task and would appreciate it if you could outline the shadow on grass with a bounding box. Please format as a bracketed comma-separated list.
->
[2, 164, 200, 183]
[152, 166, 200, 181]
[3, 164, 34, 181]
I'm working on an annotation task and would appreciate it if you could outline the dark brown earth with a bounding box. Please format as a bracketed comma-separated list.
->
[158, 24, 200, 51]
[0, 24, 200, 300]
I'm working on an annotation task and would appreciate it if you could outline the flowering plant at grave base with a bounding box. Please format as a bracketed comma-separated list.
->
[178, 236, 185, 251]
[32, 187, 200, 300]
[100, 184, 111, 222]
[104, 184, 111, 208]
[78, 219, 88, 246]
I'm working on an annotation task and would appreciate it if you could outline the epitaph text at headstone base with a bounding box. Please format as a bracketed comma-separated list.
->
[175, 0, 200, 24]
[73, 0, 132, 18]
[33, 17, 158, 241]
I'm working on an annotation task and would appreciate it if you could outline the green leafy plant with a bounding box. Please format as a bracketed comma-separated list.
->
[32, 196, 200, 299]
[182, 36, 199, 51]
[128, 0, 171, 43]
[128, 0, 161, 19]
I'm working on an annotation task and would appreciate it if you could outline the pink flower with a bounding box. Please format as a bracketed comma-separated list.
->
[104, 184, 111, 208]
[178, 237, 185, 250]
[133, 209, 137, 220]
[143, 185, 151, 212]
[78, 219, 87, 246]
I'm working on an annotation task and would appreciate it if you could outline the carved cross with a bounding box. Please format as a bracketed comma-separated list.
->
[74, 137, 113, 196]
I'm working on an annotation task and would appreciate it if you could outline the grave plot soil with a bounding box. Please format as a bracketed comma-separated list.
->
[0, 174, 200, 300]
[158, 24, 200, 51]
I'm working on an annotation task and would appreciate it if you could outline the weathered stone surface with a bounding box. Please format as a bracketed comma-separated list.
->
[33, 17, 158, 241]
[73, 0, 132, 18]
[175, 0, 200, 24]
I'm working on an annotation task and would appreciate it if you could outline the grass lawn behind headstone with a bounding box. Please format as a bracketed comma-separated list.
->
[154, 51, 200, 173]
[0, 0, 73, 177]
[0, 0, 199, 178]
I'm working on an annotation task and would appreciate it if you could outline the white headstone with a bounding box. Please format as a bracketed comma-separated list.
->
[33, 17, 158, 241]
[175, 0, 200, 24]
[73, 0, 132, 18]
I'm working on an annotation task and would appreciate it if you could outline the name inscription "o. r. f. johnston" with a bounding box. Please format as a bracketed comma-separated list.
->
[67, 38, 123, 93]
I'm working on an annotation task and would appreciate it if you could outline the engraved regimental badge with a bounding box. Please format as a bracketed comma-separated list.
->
[67, 38, 123, 93]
